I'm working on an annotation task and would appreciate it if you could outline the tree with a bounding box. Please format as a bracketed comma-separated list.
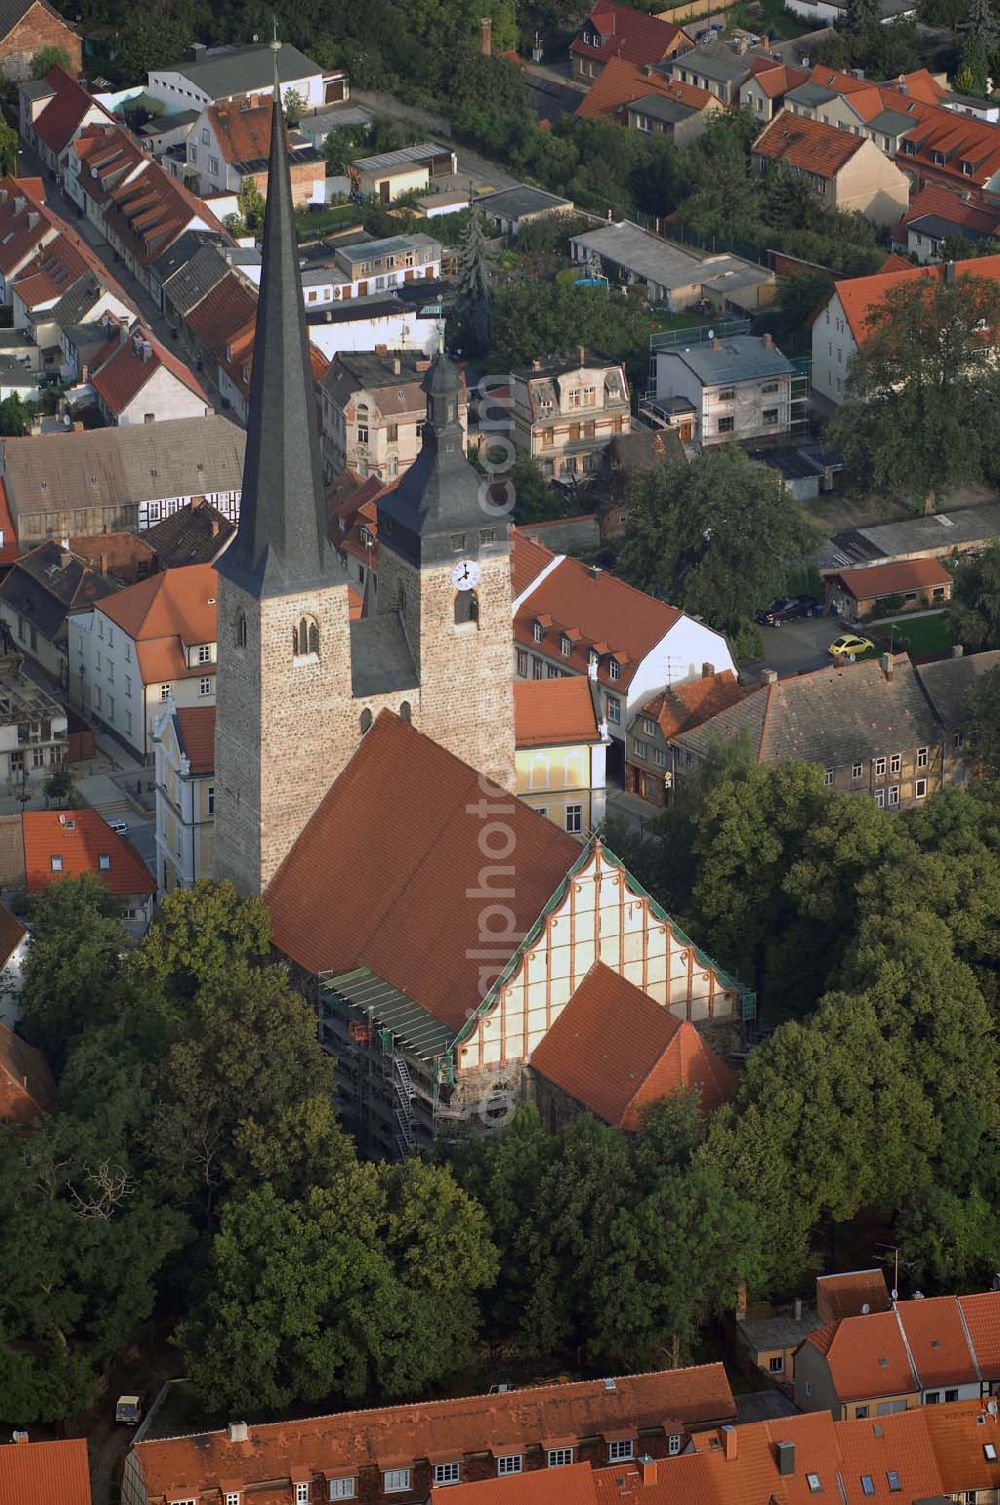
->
[43, 767, 75, 807]
[128, 879, 270, 1002]
[237, 178, 266, 233]
[616, 447, 818, 647]
[965, 661, 1000, 773]
[835, 271, 1000, 511]
[968, 0, 999, 50]
[949, 540, 1000, 649]
[453, 205, 498, 355]
[959, 29, 991, 95]
[0, 119, 17, 178]
[0, 394, 28, 437]
[30, 45, 71, 78]
[842, 0, 881, 30]
[281, 86, 305, 126]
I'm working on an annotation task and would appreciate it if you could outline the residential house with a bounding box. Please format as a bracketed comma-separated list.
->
[327, 469, 387, 601]
[477, 183, 575, 237]
[318, 232, 444, 303]
[63, 122, 147, 224]
[918, 647, 1000, 785]
[739, 55, 809, 124]
[349, 141, 457, 202]
[570, 1, 685, 84]
[181, 268, 256, 419]
[65, 528, 157, 583]
[148, 41, 332, 113]
[0, 414, 246, 538]
[320, 348, 466, 482]
[514, 675, 609, 834]
[827, 558, 952, 621]
[0, 1436, 91, 1505]
[0, 1019, 56, 1123]
[9, 228, 105, 339]
[22, 808, 154, 930]
[0, 0, 80, 81]
[186, 94, 324, 205]
[893, 182, 1000, 261]
[142, 498, 235, 567]
[751, 110, 910, 228]
[0, 538, 120, 686]
[735, 1297, 822, 1386]
[786, 0, 916, 21]
[822, 499, 1000, 569]
[816, 1269, 892, 1323]
[575, 57, 721, 144]
[21, 65, 112, 177]
[670, 43, 753, 105]
[150, 228, 233, 320]
[811, 253, 1000, 404]
[153, 698, 214, 892]
[569, 220, 776, 312]
[654, 333, 794, 447]
[796, 1290, 1000, 1418]
[70, 562, 217, 759]
[48, 281, 135, 380]
[530, 961, 737, 1133]
[100, 158, 226, 300]
[626, 669, 747, 806]
[0, 176, 60, 303]
[512, 532, 738, 769]
[122, 1366, 737, 1505]
[0, 660, 67, 792]
[509, 351, 630, 480]
[91, 323, 211, 426]
[666, 653, 944, 810]
[306, 289, 445, 360]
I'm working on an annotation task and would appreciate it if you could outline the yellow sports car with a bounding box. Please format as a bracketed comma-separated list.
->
[828, 633, 875, 660]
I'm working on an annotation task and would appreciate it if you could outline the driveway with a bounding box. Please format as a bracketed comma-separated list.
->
[752, 613, 845, 682]
[76, 772, 157, 876]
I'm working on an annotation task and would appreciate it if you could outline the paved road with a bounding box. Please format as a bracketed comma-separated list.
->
[753, 613, 845, 681]
[77, 771, 156, 872]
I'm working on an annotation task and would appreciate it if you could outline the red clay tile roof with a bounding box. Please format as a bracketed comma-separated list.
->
[104, 161, 224, 269]
[801, 1309, 915, 1401]
[133, 1367, 735, 1503]
[22, 809, 153, 897]
[0, 478, 20, 567]
[878, 251, 913, 273]
[12, 229, 94, 310]
[443, 1463, 598, 1505]
[34, 66, 111, 154]
[752, 110, 866, 177]
[97, 563, 216, 683]
[575, 56, 713, 120]
[0, 1436, 92, 1505]
[0, 176, 56, 277]
[958, 1293, 1000, 1381]
[641, 670, 745, 739]
[209, 94, 274, 166]
[747, 55, 809, 98]
[833, 254, 1000, 345]
[896, 1295, 980, 1390]
[0, 1020, 57, 1124]
[531, 962, 737, 1129]
[514, 678, 600, 747]
[511, 527, 557, 600]
[833, 558, 952, 601]
[923, 1396, 1000, 1490]
[91, 324, 207, 414]
[175, 704, 215, 774]
[514, 555, 683, 694]
[900, 181, 1000, 236]
[816, 1269, 891, 1324]
[67, 528, 156, 582]
[571, 1, 684, 67]
[834, 1405, 946, 1504]
[265, 711, 580, 1029]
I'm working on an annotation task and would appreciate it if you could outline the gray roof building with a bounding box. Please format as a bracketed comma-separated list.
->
[143, 499, 235, 567]
[916, 650, 1000, 729]
[477, 183, 574, 227]
[672, 45, 750, 83]
[660, 335, 792, 387]
[570, 220, 705, 289]
[823, 502, 1000, 570]
[627, 91, 701, 125]
[162, 243, 234, 317]
[785, 81, 839, 109]
[350, 142, 452, 175]
[151, 42, 322, 103]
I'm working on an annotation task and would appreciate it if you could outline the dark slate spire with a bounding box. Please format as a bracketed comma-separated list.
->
[378, 352, 508, 567]
[218, 43, 347, 599]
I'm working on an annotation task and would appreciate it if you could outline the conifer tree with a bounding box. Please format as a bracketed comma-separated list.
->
[454, 206, 498, 355]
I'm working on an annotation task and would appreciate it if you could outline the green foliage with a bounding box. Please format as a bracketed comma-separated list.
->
[491, 281, 656, 393]
[238, 178, 266, 232]
[617, 448, 818, 648]
[0, 393, 29, 437]
[453, 206, 498, 355]
[966, 661, 1000, 774]
[43, 767, 75, 807]
[30, 45, 71, 77]
[282, 86, 305, 125]
[949, 540, 1000, 648]
[959, 29, 990, 94]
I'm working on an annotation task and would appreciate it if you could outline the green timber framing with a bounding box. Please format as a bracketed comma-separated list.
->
[318, 839, 754, 1157]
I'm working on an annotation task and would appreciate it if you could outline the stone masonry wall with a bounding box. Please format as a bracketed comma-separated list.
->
[0, 3, 81, 78]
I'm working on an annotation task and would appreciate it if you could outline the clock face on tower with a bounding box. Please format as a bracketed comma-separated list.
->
[452, 559, 481, 591]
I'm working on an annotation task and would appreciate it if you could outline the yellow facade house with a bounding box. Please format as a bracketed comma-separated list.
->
[153, 698, 215, 893]
[514, 676, 609, 837]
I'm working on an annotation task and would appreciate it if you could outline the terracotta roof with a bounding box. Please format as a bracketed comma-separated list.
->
[67, 529, 157, 583]
[71, 125, 146, 208]
[923, 1396, 1000, 1491]
[0, 1436, 92, 1505]
[575, 56, 713, 120]
[834, 1405, 946, 1504]
[184, 267, 256, 358]
[441, 1463, 598, 1505]
[265, 711, 580, 1029]
[208, 94, 274, 166]
[878, 251, 913, 272]
[174, 704, 215, 774]
[133, 1367, 735, 1504]
[833, 558, 952, 601]
[104, 161, 224, 269]
[752, 109, 866, 177]
[514, 677, 601, 747]
[816, 1269, 891, 1324]
[514, 555, 683, 693]
[91, 324, 207, 415]
[0, 478, 20, 567]
[511, 527, 557, 600]
[747, 55, 809, 99]
[898, 181, 1000, 237]
[801, 1310, 915, 1401]
[641, 670, 745, 739]
[570, 1, 684, 67]
[96, 563, 216, 684]
[12, 230, 94, 310]
[833, 254, 1000, 345]
[0, 176, 55, 277]
[33, 66, 110, 154]
[0, 1020, 56, 1123]
[22, 809, 153, 897]
[958, 1293, 1000, 1381]
[531, 962, 737, 1129]
[896, 1295, 980, 1390]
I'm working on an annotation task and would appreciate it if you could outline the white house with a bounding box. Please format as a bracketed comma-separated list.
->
[152, 696, 215, 893]
[654, 334, 794, 446]
[148, 41, 329, 113]
[91, 325, 212, 426]
[306, 296, 444, 360]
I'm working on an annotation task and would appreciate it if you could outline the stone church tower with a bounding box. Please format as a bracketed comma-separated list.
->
[214, 47, 514, 896]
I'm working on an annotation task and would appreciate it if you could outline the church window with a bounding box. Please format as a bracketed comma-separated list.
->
[455, 590, 479, 628]
[235, 611, 247, 648]
[399, 701, 412, 723]
[360, 709, 373, 733]
[293, 615, 320, 659]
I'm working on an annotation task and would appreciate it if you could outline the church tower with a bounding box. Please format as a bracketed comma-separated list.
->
[214, 47, 354, 896]
[375, 357, 516, 791]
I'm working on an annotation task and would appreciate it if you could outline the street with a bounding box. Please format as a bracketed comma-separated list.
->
[753, 613, 845, 681]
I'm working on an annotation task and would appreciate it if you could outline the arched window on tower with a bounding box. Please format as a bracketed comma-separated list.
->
[454, 590, 479, 629]
[293, 614, 320, 660]
[399, 701, 412, 723]
[360, 708, 373, 733]
[235, 611, 247, 648]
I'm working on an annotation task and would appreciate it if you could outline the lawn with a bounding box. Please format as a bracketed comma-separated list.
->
[295, 203, 364, 242]
[870, 611, 956, 659]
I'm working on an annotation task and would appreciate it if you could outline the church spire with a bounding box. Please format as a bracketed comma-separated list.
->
[217, 42, 346, 599]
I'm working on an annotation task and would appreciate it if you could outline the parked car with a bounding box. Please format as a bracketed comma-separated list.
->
[755, 595, 822, 627]
[115, 1394, 143, 1425]
[107, 818, 129, 836]
[828, 633, 875, 661]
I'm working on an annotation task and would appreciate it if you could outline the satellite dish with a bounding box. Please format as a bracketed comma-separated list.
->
[891, 1289, 898, 1301]
[990, 1400, 999, 1417]
[861, 1303, 870, 1315]
[707, 329, 715, 339]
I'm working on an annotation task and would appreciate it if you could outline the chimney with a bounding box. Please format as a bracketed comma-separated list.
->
[880, 651, 894, 681]
[735, 1281, 748, 1321]
[12, 1432, 27, 1443]
[702, 661, 714, 679]
[794, 1297, 803, 1321]
[762, 331, 773, 348]
[14, 194, 24, 212]
[723, 1425, 738, 1462]
[99, 552, 108, 576]
[712, 337, 721, 349]
[374, 343, 388, 355]
[531, 356, 542, 370]
[392, 355, 401, 376]
[59, 550, 72, 569]
[227, 1422, 249, 1444]
[951, 643, 965, 657]
[775, 1441, 795, 1477]
[760, 668, 778, 685]
[638, 1458, 657, 1486]
[480, 16, 492, 55]
[577, 344, 586, 366]
[946, 259, 956, 281]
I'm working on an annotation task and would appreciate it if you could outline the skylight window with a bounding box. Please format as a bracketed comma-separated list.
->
[806, 1474, 822, 1493]
[860, 1477, 875, 1497]
[985, 1444, 998, 1462]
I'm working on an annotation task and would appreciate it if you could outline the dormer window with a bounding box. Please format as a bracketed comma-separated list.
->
[533, 622, 544, 644]
[961, 159, 974, 175]
[932, 149, 946, 165]
[902, 139, 916, 155]
[560, 634, 572, 656]
[359, 527, 374, 547]
[383, 1469, 411, 1493]
[609, 658, 621, 681]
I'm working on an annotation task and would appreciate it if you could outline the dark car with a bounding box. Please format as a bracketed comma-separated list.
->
[755, 595, 822, 627]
